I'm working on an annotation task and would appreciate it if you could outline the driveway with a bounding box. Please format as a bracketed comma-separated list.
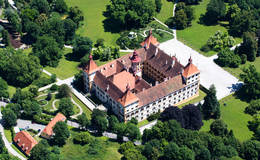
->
[16, 119, 45, 133]
[159, 39, 242, 100]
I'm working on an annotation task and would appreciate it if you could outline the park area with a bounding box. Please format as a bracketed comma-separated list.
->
[177, 0, 242, 57]
[200, 95, 253, 142]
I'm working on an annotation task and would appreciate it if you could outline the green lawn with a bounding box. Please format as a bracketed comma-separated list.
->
[60, 129, 122, 160]
[71, 94, 92, 119]
[200, 95, 253, 141]
[65, 0, 120, 46]
[177, 0, 242, 57]
[137, 119, 149, 127]
[156, 0, 174, 23]
[44, 48, 80, 80]
[36, 95, 56, 111]
[4, 129, 12, 142]
[179, 89, 207, 108]
[223, 57, 260, 79]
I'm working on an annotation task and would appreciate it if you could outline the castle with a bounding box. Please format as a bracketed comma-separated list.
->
[83, 31, 200, 122]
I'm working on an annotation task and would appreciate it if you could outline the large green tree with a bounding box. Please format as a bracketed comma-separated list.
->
[204, 0, 226, 24]
[68, 6, 84, 27]
[29, 140, 51, 160]
[52, 121, 70, 146]
[2, 108, 17, 129]
[105, 0, 156, 30]
[239, 65, 260, 100]
[0, 77, 9, 98]
[58, 98, 74, 118]
[202, 85, 220, 119]
[238, 32, 258, 61]
[73, 36, 93, 58]
[210, 119, 228, 137]
[30, 0, 50, 14]
[32, 35, 62, 67]
[77, 113, 90, 130]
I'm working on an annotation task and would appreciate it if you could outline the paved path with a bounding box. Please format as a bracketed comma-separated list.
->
[52, 99, 59, 111]
[0, 105, 26, 160]
[16, 119, 45, 133]
[71, 98, 83, 118]
[139, 120, 158, 135]
[8, 0, 17, 10]
[159, 39, 242, 100]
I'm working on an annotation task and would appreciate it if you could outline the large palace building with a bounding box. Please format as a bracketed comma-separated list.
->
[83, 31, 200, 122]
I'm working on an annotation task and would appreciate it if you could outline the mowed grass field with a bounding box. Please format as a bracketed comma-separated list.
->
[177, 0, 241, 57]
[156, 0, 174, 23]
[223, 57, 260, 79]
[65, 0, 120, 46]
[200, 95, 253, 142]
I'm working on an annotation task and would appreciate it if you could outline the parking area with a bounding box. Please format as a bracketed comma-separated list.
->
[159, 39, 242, 100]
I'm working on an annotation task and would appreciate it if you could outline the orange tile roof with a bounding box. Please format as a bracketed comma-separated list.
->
[118, 88, 139, 107]
[42, 113, 66, 137]
[140, 30, 159, 49]
[183, 58, 200, 78]
[84, 54, 98, 74]
[110, 70, 136, 92]
[14, 131, 38, 155]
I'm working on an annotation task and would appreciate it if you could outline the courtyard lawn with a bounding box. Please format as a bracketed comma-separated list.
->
[200, 95, 253, 141]
[156, 0, 174, 23]
[177, 0, 242, 57]
[44, 48, 80, 80]
[95, 52, 130, 66]
[179, 89, 206, 108]
[223, 57, 260, 79]
[65, 0, 120, 46]
[36, 95, 56, 111]
[60, 129, 122, 160]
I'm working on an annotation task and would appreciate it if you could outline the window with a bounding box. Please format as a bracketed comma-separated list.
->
[163, 98, 166, 100]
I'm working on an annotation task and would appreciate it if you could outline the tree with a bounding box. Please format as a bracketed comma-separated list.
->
[115, 123, 126, 142]
[52, 121, 70, 146]
[53, 0, 68, 13]
[118, 141, 135, 154]
[125, 123, 141, 141]
[1, 29, 10, 46]
[63, 18, 76, 44]
[173, 10, 188, 29]
[73, 132, 93, 145]
[73, 36, 93, 58]
[239, 65, 260, 100]
[179, 146, 195, 160]
[77, 113, 90, 130]
[108, 115, 119, 132]
[32, 35, 62, 67]
[105, 0, 156, 30]
[204, 0, 226, 24]
[57, 84, 71, 98]
[163, 142, 180, 160]
[202, 85, 220, 119]
[238, 32, 258, 61]
[240, 140, 260, 160]
[68, 6, 84, 27]
[23, 100, 42, 118]
[155, 0, 162, 12]
[210, 119, 228, 137]
[4, 8, 22, 33]
[0, 77, 9, 98]
[0, 134, 6, 154]
[122, 148, 147, 160]
[92, 116, 108, 135]
[143, 139, 161, 160]
[0, 49, 42, 88]
[245, 99, 260, 116]
[215, 48, 241, 68]
[30, 0, 50, 14]
[207, 30, 235, 51]
[129, 118, 138, 125]
[182, 104, 203, 130]
[29, 140, 51, 160]
[2, 108, 17, 128]
[95, 38, 105, 47]
[58, 98, 74, 118]
[6, 103, 21, 117]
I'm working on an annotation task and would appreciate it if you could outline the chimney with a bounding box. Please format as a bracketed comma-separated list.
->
[106, 84, 109, 91]
[172, 59, 175, 68]
[155, 81, 159, 85]
[155, 47, 158, 56]
[164, 78, 167, 82]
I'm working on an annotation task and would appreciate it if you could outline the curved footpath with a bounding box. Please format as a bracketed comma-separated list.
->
[0, 104, 26, 160]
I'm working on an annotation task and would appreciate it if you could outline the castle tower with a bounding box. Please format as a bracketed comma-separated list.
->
[130, 50, 141, 77]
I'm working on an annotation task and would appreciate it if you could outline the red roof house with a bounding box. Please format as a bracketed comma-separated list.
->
[41, 113, 66, 139]
[14, 131, 38, 156]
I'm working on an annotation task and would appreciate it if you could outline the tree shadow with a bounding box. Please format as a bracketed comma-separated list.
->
[64, 52, 80, 62]
[102, 11, 124, 33]
[198, 14, 218, 26]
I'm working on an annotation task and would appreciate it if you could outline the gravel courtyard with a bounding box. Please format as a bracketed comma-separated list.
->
[159, 39, 242, 100]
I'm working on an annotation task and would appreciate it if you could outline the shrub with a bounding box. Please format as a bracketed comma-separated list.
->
[207, 30, 235, 51]
[73, 132, 94, 145]
[57, 84, 71, 98]
[50, 74, 56, 83]
[32, 77, 52, 88]
[46, 92, 52, 101]
[50, 84, 59, 91]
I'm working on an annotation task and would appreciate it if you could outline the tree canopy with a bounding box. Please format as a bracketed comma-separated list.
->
[58, 98, 74, 118]
[202, 85, 220, 119]
[52, 121, 70, 146]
